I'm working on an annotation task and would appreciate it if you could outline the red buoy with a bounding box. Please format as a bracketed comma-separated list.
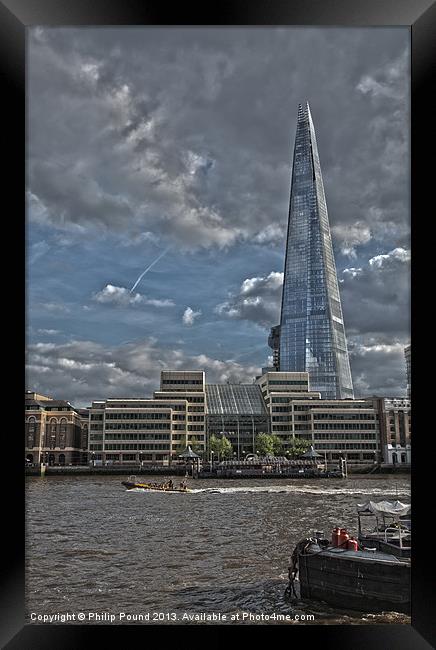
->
[331, 527, 341, 547]
[338, 528, 350, 547]
[347, 537, 358, 551]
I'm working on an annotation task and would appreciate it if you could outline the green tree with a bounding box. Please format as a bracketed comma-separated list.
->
[209, 434, 233, 460]
[286, 439, 311, 459]
[220, 436, 233, 459]
[255, 433, 276, 456]
[189, 437, 204, 458]
[271, 434, 283, 456]
[209, 434, 220, 456]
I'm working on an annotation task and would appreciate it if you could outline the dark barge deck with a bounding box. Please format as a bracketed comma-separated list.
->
[296, 546, 410, 614]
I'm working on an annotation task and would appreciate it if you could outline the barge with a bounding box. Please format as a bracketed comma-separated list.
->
[286, 500, 411, 614]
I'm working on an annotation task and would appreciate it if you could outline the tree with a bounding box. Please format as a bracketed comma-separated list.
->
[189, 437, 204, 458]
[209, 434, 233, 460]
[255, 433, 276, 457]
[220, 436, 233, 459]
[271, 434, 283, 456]
[286, 439, 311, 459]
[209, 434, 221, 456]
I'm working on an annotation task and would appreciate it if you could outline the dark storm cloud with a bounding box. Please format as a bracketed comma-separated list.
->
[340, 247, 410, 336]
[27, 27, 410, 401]
[349, 341, 408, 397]
[26, 339, 260, 407]
[216, 272, 283, 327]
[28, 27, 409, 253]
[215, 247, 410, 334]
[214, 247, 410, 398]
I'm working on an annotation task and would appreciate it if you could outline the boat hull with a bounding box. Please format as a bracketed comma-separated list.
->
[122, 481, 190, 493]
[298, 548, 410, 614]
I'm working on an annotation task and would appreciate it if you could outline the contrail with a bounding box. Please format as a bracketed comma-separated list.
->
[130, 247, 170, 293]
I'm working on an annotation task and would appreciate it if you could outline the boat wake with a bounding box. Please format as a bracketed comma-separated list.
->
[180, 486, 410, 497]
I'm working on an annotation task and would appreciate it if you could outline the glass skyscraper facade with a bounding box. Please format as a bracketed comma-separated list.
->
[276, 102, 354, 399]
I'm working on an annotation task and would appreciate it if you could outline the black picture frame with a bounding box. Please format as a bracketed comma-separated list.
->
[4, 0, 434, 646]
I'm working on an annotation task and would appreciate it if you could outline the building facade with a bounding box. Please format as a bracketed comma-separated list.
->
[28, 373, 411, 469]
[257, 372, 380, 464]
[374, 397, 411, 465]
[270, 102, 354, 400]
[87, 371, 206, 465]
[25, 391, 88, 465]
[404, 344, 411, 398]
[205, 383, 270, 457]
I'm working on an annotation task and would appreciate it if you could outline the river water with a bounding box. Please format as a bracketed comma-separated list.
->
[25, 474, 411, 626]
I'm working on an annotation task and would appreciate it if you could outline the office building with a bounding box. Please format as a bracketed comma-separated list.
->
[269, 102, 354, 399]
[404, 344, 411, 398]
[205, 383, 270, 457]
[87, 371, 206, 465]
[374, 397, 411, 465]
[257, 371, 380, 464]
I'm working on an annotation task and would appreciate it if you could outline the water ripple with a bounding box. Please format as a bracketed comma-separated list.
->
[26, 474, 410, 625]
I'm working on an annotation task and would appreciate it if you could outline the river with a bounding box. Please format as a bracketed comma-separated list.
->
[25, 474, 411, 625]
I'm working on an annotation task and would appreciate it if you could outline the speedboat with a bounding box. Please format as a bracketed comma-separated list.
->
[122, 475, 191, 493]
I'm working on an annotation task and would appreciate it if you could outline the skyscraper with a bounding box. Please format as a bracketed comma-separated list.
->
[404, 344, 411, 397]
[269, 102, 354, 399]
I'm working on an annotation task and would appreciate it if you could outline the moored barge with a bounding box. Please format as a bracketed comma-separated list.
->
[286, 500, 411, 614]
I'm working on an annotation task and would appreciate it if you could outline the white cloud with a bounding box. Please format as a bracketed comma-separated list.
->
[145, 298, 175, 308]
[182, 307, 202, 326]
[252, 224, 286, 245]
[92, 284, 174, 307]
[332, 222, 372, 258]
[369, 247, 410, 269]
[348, 336, 408, 397]
[342, 268, 362, 278]
[93, 284, 142, 305]
[216, 272, 283, 327]
[29, 241, 50, 264]
[25, 338, 261, 407]
[356, 48, 408, 102]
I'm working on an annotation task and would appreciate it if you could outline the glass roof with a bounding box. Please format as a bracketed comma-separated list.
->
[206, 384, 267, 415]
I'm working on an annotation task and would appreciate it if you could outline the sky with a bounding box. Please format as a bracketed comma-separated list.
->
[26, 27, 410, 408]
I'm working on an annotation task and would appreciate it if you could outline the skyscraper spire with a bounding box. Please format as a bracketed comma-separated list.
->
[270, 102, 354, 399]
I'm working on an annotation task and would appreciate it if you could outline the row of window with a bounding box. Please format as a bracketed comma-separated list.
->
[313, 413, 376, 420]
[105, 423, 170, 430]
[156, 395, 204, 403]
[267, 380, 308, 386]
[161, 379, 203, 385]
[105, 444, 171, 450]
[315, 443, 378, 450]
[314, 433, 377, 440]
[105, 434, 170, 441]
[314, 423, 377, 430]
[106, 413, 170, 420]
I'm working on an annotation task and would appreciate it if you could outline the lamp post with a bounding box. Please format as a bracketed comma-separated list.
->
[91, 451, 95, 468]
[210, 449, 214, 473]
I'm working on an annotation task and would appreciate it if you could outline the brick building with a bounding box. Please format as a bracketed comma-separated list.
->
[25, 391, 88, 465]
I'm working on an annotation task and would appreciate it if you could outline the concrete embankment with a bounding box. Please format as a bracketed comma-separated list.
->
[25, 465, 410, 477]
[25, 466, 188, 477]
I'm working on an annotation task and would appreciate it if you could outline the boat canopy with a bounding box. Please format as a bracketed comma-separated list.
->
[178, 445, 200, 459]
[301, 445, 323, 459]
[357, 500, 411, 517]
